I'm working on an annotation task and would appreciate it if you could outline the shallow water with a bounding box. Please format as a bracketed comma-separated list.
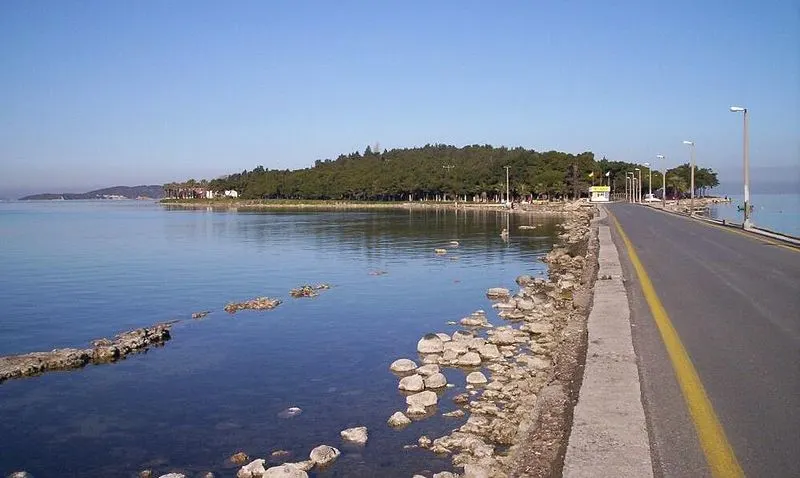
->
[0, 201, 561, 477]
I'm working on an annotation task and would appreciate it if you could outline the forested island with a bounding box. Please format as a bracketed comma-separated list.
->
[21, 185, 164, 201]
[165, 144, 719, 201]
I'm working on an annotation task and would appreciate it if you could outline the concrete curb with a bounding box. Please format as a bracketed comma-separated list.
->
[562, 206, 654, 477]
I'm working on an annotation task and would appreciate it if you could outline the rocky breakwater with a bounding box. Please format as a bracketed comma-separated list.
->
[0, 322, 174, 383]
[386, 203, 597, 477]
[225, 297, 282, 313]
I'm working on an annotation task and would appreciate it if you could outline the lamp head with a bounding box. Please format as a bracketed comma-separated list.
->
[643, 162, 650, 166]
[730, 106, 746, 112]
[683, 140, 694, 145]
[656, 154, 665, 159]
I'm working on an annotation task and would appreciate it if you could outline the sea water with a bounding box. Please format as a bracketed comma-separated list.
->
[0, 201, 561, 477]
[706, 193, 800, 237]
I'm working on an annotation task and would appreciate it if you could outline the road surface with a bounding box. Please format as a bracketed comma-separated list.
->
[606, 203, 800, 478]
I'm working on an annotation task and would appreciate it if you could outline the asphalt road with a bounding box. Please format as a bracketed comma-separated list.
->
[606, 204, 800, 478]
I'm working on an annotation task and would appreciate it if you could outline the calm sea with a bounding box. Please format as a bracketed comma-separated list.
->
[0, 201, 561, 477]
[707, 193, 800, 237]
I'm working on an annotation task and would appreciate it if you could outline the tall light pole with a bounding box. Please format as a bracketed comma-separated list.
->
[635, 168, 641, 203]
[657, 155, 666, 209]
[627, 172, 634, 202]
[624, 173, 629, 202]
[504, 166, 510, 206]
[730, 106, 751, 228]
[644, 162, 652, 201]
[682, 141, 696, 216]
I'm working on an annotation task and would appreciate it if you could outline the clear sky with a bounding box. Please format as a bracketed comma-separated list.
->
[1, 0, 798, 197]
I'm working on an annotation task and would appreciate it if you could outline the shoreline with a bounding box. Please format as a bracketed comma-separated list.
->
[159, 198, 583, 214]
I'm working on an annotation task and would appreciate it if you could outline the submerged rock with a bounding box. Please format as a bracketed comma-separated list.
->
[309, 445, 340, 467]
[191, 311, 210, 319]
[340, 426, 368, 445]
[230, 452, 249, 465]
[390, 358, 417, 373]
[435, 248, 448, 255]
[158, 474, 186, 478]
[225, 297, 282, 313]
[277, 406, 302, 418]
[263, 465, 308, 478]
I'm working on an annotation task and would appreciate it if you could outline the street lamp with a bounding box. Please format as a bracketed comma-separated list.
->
[627, 172, 634, 202]
[730, 106, 751, 228]
[656, 155, 666, 209]
[683, 141, 696, 216]
[644, 162, 652, 202]
[635, 168, 641, 203]
[504, 166, 510, 206]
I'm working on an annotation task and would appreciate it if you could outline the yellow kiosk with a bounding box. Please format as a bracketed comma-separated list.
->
[589, 185, 610, 202]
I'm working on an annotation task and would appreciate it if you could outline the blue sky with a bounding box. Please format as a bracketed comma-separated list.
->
[1, 0, 798, 196]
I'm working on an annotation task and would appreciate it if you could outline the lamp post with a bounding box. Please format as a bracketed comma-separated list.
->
[730, 106, 751, 228]
[644, 162, 652, 202]
[683, 141, 696, 216]
[504, 166, 510, 206]
[656, 155, 666, 209]
[635, 168, 641, 203]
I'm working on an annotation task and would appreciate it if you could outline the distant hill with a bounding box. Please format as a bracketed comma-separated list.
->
[20, 185, 165, 200]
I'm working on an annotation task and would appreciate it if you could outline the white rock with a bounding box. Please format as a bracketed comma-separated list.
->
[421, 354, 441, 364]
[452, 330, 474, 342]
[478, 343, 501, 360]
[398, 374, 425, 392]
[237, 459, 266, 478]
[417, 334, 444, 353]
[435, 332, 452, 342]
[416, 364, 440, 376]
[457, 351, 482, 367]
[433, 472, 460, 478]
[488, 329, 520, 345]
[340, 426, 368, 445]
[159, 474, 186, 478]
[406, 390, 438, 408]
[406, 404, 427, 416]
[467, 337, 487, 350]
[444, 341, 470, 354]
[263, 464, 308, 478]
[463, 464, 490, 478]
[521, 322, 553, 335]
[389, 358, 417, 373]
[387, 411, 411, 427]
[466, 371, 488, 384]
[309, 445, 340, 467]
[424, 372, 447, 389]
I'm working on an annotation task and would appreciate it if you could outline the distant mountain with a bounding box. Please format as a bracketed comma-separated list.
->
[20, 185, 165, 200]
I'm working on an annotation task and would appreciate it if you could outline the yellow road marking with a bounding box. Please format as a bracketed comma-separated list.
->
[610, 211, 745, 478]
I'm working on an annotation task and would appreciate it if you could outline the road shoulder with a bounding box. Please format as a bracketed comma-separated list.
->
[562, 207, 653, 477]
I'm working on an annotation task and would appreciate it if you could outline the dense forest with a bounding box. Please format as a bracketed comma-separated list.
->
[166, 144, 719, 201]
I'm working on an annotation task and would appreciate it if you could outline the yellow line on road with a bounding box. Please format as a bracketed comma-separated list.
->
[610, 212, 745, 478]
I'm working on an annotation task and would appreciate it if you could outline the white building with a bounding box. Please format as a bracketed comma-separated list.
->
[224, 190, 239, 198]
[589, 186, 610, 202]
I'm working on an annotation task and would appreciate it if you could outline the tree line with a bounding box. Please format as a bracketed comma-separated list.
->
[165, 144, 719, 201]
